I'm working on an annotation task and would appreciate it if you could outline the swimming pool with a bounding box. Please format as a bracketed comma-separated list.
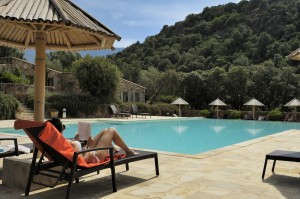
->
[1, 118, 300, 155]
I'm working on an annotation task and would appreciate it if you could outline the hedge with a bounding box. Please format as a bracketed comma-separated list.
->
[0, 92, 19, 119]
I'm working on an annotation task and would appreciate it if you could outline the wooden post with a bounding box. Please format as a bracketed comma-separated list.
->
[34, 31, 47, 122]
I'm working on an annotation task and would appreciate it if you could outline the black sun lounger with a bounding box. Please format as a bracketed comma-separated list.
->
[14, 120, 159, 199]
[110, 105, 131, 118]
[131, 104, 151, 118]
[262, 150, 300, 179]
[0, 138, 33, 158]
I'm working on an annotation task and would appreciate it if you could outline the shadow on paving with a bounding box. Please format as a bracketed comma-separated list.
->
[263, 173, 300, 198]
[2, 173, 158, 199]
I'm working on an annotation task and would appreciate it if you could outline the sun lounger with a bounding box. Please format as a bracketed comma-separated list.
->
[131, 104, 151, 118]
[0, 138, 33, 158]
[258, 116, 265, 121]
[109, 105, 131, 118]
[262, 150, 300, 179]
[14, 119, 159, 199]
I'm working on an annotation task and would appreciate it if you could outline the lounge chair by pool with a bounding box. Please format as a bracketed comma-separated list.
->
[109, 105, 131, 118]
[262, 150, 300, 179]
[14, 120, 159, 199]
[131, 104, 151, 118]
[0, 138, 32, 158]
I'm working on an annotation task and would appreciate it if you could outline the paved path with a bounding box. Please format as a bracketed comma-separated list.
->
[0, 118, 300, 198]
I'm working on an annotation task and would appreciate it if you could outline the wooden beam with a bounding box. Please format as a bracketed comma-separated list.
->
[62, 32, 72, 48]
[5, 21, 33, 31]
[24, 30, 32, 48]
[91, 35, 101, 46]
[0, 38, 27, 49]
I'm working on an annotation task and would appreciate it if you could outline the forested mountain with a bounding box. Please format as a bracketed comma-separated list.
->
[109, 0, 300, 110]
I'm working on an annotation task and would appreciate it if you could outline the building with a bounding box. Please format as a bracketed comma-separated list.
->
[0, 57, 145, 102]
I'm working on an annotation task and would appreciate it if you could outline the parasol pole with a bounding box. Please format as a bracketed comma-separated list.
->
[179, 104, 181, 117]
[252, 106, 255, 120]
[216, 105, 219, 118]
[34, 31, 47, 122]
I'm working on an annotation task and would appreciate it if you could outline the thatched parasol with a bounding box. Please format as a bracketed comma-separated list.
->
[243, 98, 264, 120]
[171, 97, 189, 117]
[0, 0, 121, 121]
[287, 48, 300, 61]
[284, 98, 300, 121]
[209, 98, 227, 118]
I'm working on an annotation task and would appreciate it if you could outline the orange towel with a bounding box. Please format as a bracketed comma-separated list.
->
[15, 120, 126, 168]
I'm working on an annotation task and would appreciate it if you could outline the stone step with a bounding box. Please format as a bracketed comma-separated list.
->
[17, 102, 34, 120]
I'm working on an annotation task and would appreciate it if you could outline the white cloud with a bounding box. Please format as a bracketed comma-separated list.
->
[74, 0, 202, 27]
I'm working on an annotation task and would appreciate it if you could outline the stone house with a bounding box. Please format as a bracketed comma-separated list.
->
[0, 57, 145, 102]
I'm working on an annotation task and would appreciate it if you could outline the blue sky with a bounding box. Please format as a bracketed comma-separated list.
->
[73, 0, 241, 48]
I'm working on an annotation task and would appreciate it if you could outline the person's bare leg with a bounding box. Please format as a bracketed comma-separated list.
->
[109, 128, 138, 155]
[93, 128, 138, 160]
[87, 130, 106, 148]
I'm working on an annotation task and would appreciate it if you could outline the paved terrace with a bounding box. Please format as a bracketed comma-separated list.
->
[1, 117, 300, 198]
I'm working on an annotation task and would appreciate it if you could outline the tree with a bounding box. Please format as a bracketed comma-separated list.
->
[247, 62, 279, 109]
[48, 51, 82, 71]
[159, 69, 183, 96]
[73, 56, 120, 103]
[157, 58, 172, 71]
[140, 67, 162, 102]
[204, 67, 227, 101]
[0, 46, 23, 59]
[225, 66, 249, 109]
[180, 71, 206, 109]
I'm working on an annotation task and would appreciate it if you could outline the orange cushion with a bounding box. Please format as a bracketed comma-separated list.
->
[15, 120, 126, 168]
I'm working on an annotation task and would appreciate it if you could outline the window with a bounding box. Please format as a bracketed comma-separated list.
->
[47, 78, 54, 86]
[67, 83, 73, 93]
[135, 92, 140, 102]
[123, 92, 128, 102]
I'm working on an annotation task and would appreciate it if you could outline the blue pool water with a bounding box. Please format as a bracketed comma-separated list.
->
[2, 118, 300, 155]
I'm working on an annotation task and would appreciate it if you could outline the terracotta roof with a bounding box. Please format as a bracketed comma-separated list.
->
[0, 0, 121, 51]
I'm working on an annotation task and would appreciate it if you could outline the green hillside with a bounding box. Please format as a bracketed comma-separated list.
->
[109, 0, 300, 110]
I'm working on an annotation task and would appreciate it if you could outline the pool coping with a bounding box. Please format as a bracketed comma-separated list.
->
[1, 123, 296, 162]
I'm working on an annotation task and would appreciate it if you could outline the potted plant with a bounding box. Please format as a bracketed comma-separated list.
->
[50, 109, 59, 118]
[15, 107, 24, 119]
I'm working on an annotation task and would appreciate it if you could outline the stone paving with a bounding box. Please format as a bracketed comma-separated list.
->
[1, 118, 300, 198]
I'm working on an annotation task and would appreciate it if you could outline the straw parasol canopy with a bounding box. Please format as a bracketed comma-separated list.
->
[171, 97, 189, 117]
[0, 0, 121, 121]
[209, 98, 227, 118]
[284, 98, 300, 107]
[243, 98, 264, 120]
[287, 48, 300, 61]
[284, 98, 300, 121]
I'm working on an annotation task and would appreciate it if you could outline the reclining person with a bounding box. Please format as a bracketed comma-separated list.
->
[48, 118, 138, 163]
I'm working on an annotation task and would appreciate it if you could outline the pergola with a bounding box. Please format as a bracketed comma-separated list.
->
[0, 0, 121, 121]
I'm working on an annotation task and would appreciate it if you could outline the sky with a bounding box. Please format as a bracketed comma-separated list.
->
[72, 0, 241, 48]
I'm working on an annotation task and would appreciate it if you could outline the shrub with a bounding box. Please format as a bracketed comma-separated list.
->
[267, 109, 283, 121]
[0, 70, 28, 83]
[0, 92, 19, 119]
[133, 103, 161, 116]
[157, 95, 177, 104]
[199, 109, 210, 118]
[229, 110, 241, 119]
[46, 94, 101, 118]
[156, 103, 177, 116]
